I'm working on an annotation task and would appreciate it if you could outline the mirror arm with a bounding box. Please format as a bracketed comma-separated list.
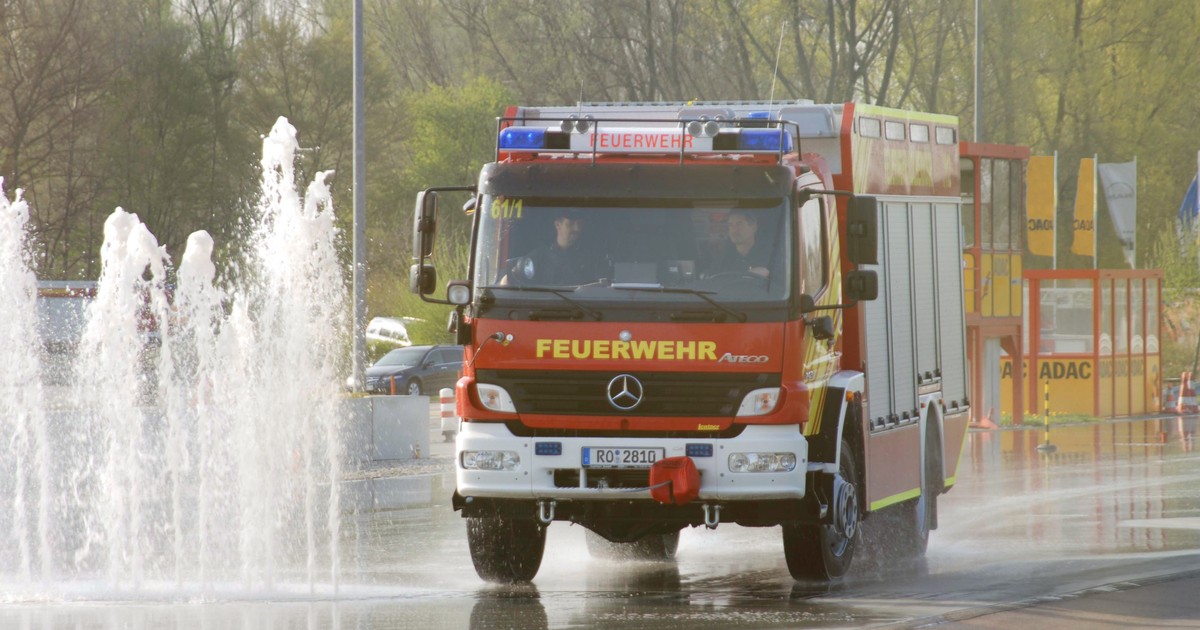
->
[796, 188, 853, 205]
[803, 301, 857, 314]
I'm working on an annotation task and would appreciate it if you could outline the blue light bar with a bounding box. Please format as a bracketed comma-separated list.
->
[499, 127, 546, 150]
[535, 441, 562, 456]
[746, 111, 771, 119]
[686, 443, 714, 458]
[738, 129, 793, 152]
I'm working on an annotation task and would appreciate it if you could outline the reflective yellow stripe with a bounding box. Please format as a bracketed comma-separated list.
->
[869, 487, 920, 511]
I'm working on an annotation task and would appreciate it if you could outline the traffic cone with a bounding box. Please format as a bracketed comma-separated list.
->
[970, 407, 998, 430]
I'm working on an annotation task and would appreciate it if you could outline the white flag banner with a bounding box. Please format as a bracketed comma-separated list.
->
[1098, 160, 1137, 267]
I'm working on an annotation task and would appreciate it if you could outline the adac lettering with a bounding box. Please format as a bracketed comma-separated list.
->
[1097, 359, 1144, 378]
[1001, 360, 1092, 380]
[1027, 218, 1054, 231]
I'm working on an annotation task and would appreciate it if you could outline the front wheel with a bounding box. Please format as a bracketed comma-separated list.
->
[783, 439, 861, 581]
[466, 517, 547, 583]
[585, 530, 680, 561]
[405, 378, 422, 396]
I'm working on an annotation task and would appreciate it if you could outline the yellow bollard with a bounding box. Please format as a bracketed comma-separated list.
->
[1036, 379, 1058, 453]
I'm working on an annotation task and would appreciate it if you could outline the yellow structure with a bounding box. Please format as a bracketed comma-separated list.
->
[1000, 270, 1162, 417]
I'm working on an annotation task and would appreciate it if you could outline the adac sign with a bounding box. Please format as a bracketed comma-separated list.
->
[999, 357, 1095, 415]
[1027, 218, 1054, 232]
[1001, 359, 1092, 380]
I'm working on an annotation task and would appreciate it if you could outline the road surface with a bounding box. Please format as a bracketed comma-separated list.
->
[3, 416, 1198, 629]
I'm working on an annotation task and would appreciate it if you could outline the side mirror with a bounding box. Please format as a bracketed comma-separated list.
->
[800, 293, 818, 314]
[410, 263, 437, 295]
[844, 270, 878, 301]
[846, 195, 878, 265]
[412, 190, 438, 259]
[811, 315, 835, 340]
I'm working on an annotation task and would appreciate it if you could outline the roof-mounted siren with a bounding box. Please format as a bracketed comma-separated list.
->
[677, 106, 734, 139]
[559, 114, 595, 135]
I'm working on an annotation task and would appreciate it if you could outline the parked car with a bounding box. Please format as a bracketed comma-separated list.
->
[364, 345, 463, 395]
[365, 316, 419, 348]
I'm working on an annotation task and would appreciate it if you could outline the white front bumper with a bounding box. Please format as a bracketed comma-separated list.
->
[455, 422, 809, 501]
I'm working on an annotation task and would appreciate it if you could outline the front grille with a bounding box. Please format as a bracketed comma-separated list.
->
[476, 370, 779, 416]
[554, 468, 651, 489]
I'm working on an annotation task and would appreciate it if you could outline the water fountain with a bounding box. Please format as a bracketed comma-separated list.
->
[0, 117, 349, 598]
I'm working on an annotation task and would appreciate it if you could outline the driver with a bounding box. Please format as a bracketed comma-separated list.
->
[706, 209, 773, 278]
[506, 208, 607, 285]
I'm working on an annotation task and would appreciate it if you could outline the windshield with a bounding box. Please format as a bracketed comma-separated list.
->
[473, 197, 790, 305]
[374, 347, 428, 367]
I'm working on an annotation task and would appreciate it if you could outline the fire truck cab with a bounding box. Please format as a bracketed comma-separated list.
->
[411, 100, 970, 583]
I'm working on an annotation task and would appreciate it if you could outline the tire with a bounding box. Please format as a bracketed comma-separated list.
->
[405, 378, 422, 396]
[466, 517, 547, 583]
[585, 529, 680, 561]
[897, 428, 940, 556]
[783, 438, 860, 581]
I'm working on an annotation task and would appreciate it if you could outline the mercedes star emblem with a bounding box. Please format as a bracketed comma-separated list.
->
[606, 374, 644, 411]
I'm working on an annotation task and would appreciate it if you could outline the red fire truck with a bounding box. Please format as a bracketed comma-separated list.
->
[411, 100, 971, 583]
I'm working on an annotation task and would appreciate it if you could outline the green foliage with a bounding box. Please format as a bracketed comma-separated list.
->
[365, 77, 512, 346]
[1152, 230, 1200, 301]
[7, 0, 1200, 349]
[397, 77, 514, 234]
[999, 412, 1103, 427]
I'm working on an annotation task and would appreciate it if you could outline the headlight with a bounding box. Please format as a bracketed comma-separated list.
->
[476, 383, 517, 412]
[461, 450, 521, 471]
[736, 387, 781, 416]
[728, 452, 797, 473]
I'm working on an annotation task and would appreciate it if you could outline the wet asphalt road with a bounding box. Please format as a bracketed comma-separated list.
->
[4, 416, 1199, 629]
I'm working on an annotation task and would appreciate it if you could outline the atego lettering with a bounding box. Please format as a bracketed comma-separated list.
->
[717, 353, 770, 364]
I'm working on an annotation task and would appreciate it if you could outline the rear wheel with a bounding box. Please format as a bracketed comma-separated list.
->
[585, 530, 680, 561]
[783, 439, 860, 581]
[897, 427, 940, 556]
[466, 517, 547, 583]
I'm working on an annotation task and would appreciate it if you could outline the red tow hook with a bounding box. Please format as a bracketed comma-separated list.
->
[649, 456, 700, 505]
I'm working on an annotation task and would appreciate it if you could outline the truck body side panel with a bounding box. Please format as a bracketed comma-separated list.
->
[863, 423, 921, 509]
[884, 201, 917, 420]
[935, 202, 969, 410]
[863, 197, 892, 424]
[912, 205, 938, 377]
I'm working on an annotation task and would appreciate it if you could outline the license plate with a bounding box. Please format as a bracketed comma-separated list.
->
[581, 447, 665, 468]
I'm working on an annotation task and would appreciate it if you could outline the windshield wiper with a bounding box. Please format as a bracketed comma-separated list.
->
[480, 285, 603, 321]
[615, 286, 747, 323]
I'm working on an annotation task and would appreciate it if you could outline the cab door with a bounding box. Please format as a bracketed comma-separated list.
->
[798, 193, 841, 432]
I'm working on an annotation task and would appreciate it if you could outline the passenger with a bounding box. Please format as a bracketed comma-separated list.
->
[706, 209, 773, 278]
[506, 208, 607, 286]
